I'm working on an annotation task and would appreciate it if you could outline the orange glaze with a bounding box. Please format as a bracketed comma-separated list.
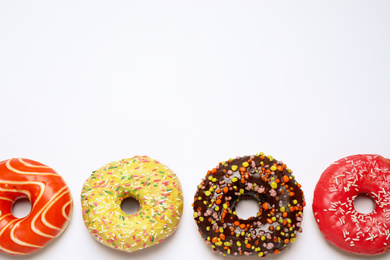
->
[0, 158, 73, 255]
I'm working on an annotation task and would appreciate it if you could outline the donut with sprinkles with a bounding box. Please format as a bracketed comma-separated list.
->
[313, 154, 390, 255]
[193, 153, 305, 257]
[81, 156, 183, 252]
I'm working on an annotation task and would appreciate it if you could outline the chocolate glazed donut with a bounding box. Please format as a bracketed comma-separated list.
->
[193, 153, 305, 257]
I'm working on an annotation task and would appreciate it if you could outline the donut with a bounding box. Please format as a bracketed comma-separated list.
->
[0, 158, 73, 255]
[81, 156, 183, 252]
[313, 154, 390, 255]
[193, 153, 305, 257]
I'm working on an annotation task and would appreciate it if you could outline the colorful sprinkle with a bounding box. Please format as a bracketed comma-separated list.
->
[193, 153, 305, 257]
[81, 156, 183, 253]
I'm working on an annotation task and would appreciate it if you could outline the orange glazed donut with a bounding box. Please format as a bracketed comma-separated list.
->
[0, 158, 73, 255]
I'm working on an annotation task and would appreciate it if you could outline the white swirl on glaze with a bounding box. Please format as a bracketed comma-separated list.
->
[41, 187, 71, 230]
[0, 213, 12, 223]
[0, 186, 32, 203]
[62, 201, 72, 220]
[6, 159, 59, 177]
[0, 219, 25, 255]
[18, 158, 51, 169]
[0, 197, 13, 202]
[10, 222, 43, 248]
[0, 159, 73, 255]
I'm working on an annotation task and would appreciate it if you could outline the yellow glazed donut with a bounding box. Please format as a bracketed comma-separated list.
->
[81, 156, 183, 252]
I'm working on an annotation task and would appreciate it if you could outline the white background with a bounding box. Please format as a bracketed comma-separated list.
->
[1, 1, 390, 259]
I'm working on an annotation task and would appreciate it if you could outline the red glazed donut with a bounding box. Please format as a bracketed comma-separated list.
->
[313, 154, 390, 255]
[0, 158, 73, 255]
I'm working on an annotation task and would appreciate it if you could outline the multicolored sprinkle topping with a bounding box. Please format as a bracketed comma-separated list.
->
[81, 156, 183, 252]
[193, 153, 305, 257]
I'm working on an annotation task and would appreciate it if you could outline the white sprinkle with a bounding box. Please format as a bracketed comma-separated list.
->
[366, 233, 377, 241]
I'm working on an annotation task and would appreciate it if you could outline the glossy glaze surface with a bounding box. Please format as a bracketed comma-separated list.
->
[0, 158, 73, 255]
[313, 154, 390, 255]
[193, 153, 305, 257]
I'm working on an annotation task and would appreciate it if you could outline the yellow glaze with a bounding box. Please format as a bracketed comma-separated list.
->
[81, 156, 183, 252]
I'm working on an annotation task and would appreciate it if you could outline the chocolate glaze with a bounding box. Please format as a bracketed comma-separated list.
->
[193, 154, 305, 257]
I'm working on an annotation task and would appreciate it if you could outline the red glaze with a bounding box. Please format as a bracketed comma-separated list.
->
[313, 154, 390, 255]
[0, 158, 73, 255]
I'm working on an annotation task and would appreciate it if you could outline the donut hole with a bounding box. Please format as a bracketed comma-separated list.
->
[235, 198, 261, 219]
[121, 197, 140, 215]
[353, 193, 376, 214]
[12, 197, 32, 218]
